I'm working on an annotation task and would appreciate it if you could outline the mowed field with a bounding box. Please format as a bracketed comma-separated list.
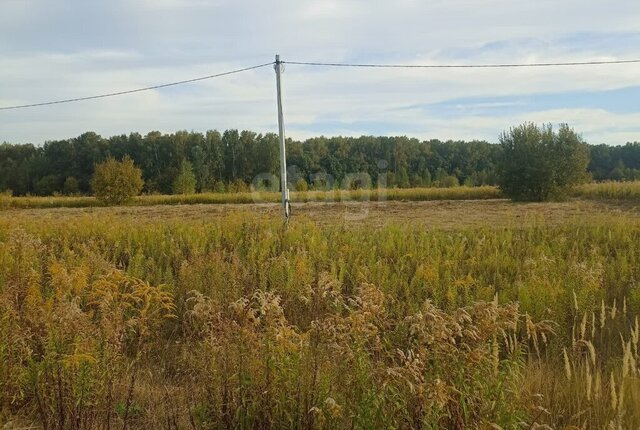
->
[5, 197, 640, 228]
[2, 196, 640, 429]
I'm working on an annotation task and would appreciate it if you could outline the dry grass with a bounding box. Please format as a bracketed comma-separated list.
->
[574, 181, 640, 200]
[1, 200, 640, 428]
[0, 186, 500, 210]
[2, 182, 640, 211]
[3, 198, 639, 230]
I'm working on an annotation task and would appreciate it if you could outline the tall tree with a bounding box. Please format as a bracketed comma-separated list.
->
[498, 123, 589, 201]
[172, 160, 197, 194]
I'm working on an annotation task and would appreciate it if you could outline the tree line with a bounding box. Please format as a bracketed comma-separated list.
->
[0, 130, 639, 196]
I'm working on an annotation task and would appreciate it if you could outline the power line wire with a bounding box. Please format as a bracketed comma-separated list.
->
[3, 57, 640, 111]
[0, 62, 274, 111]
[284, 58, 640, 68]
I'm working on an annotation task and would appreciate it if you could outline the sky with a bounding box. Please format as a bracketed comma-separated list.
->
[1, 0, 639, 145]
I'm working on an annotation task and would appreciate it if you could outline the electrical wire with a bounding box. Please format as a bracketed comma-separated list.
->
[3, 57, 640, 111]
[284, 58, 640, 68]
[0, 62, 274, 111]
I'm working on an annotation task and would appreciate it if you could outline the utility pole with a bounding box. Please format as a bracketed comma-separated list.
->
[275, 54, 290, 222]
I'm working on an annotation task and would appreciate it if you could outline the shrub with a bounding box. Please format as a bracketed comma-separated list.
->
[439, 175, 460, 188]
[91, 156, 144, 205]
[498, 123, 590, 201]
[227, 179, 249, 193]
[295, 178, 309, 192]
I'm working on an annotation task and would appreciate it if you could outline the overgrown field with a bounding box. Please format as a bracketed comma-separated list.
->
[1, 181, 640, 210]
[0, 186, 500, 209]
[1, 203, 640, 429]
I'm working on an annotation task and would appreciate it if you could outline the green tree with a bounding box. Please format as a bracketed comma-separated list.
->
[422, 169, 432, 187]
[34, 174, 62, 196]
[396, 167, 410, 188]
[172, 160, 197, 194]
[609, 160, 626, 181]
[63, 176, 80, 195]
[498, 123, 589, 201]
[91, 156, 144, 205]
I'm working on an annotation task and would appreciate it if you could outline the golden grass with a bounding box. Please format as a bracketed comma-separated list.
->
[0, 186, 501, 209]
[573, 181, 640, 200]
[1, 203, 640, 428]
[2, 181, 640, 211]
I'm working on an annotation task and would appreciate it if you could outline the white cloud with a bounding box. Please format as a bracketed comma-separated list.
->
[1, 0, 639, 144]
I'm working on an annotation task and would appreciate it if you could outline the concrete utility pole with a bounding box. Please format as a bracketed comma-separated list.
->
[274, 54, 290, 222]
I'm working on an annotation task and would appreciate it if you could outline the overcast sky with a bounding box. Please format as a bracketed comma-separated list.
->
[1, 0, 639, 145]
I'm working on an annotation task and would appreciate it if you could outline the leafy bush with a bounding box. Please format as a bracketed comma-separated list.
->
[295, 178, 309, 191]
[91, 156, 144, 205]
[439, 175, 460, 188]
[227, 179, 249, 193]
[498, 123, 590, 201]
